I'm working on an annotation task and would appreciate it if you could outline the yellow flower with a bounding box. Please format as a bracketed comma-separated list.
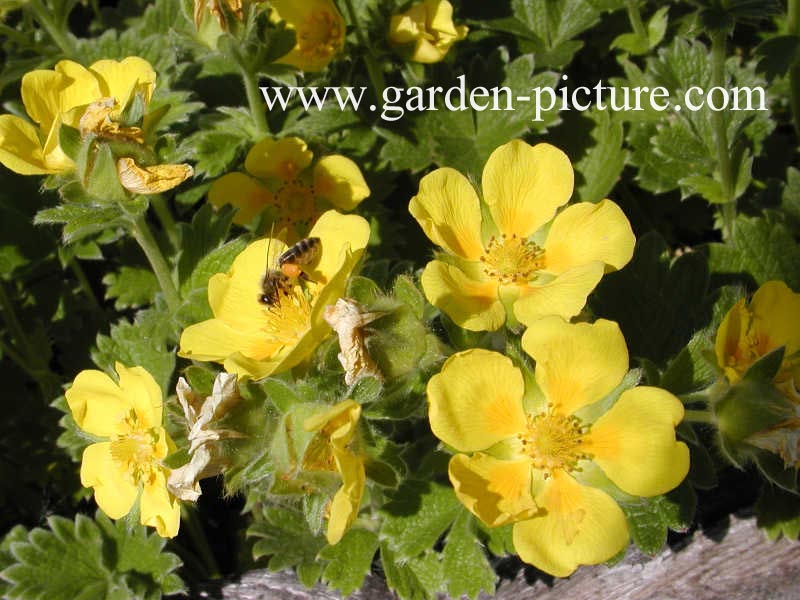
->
[715, 280, 800, 386]
[302, 400, 365, 545]
[427, 318, 689, 576]
[0, 57, 156, 175]
[389, 0, 468, 64]
[409, 140, 635, 331]
[270, 0, 345, 72]
[209, 137, 370, 240]
[178, 210, 370, 380]
[65, 363, 180, 538]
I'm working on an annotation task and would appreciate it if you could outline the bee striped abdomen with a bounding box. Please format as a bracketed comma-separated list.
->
[278, 237, 321, 267]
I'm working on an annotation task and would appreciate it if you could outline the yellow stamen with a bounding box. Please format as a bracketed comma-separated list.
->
[262, 285, 313, 348]
[110, 410, 163, 485]
[480, 234, 545, 284]
[274, 181, 318, 233]
[519, 410, 590, 478]
[297, 10, 342, 60]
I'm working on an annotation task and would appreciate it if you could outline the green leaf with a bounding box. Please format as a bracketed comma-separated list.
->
[620, 483, 696, 555]
[0, 513, 182, 600]
[319, 529, 379, 596]
[441, 510, 496, 600]
[34, 201, 128, 246]
[248, 505, 327, 576]
[380, 480, 461, 560]
[590, 232, 712, 364]
[756, 485, 800, 540]
[381, 543, 444, 600]
[91, 309, 176, 394]
[756, 34, 800, 79]
[102, 266, 159, 309]
[574, 109, 627, 203]
[705, 214, 800, 291]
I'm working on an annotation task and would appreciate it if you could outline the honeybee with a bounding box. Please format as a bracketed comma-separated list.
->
[259, 237, 322, 306]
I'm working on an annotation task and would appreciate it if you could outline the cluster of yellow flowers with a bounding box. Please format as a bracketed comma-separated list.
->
[411, 140, 690, 576]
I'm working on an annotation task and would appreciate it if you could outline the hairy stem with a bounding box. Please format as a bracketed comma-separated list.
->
[626, 0, 648, 41]
[342, 0, 386, 100]
[150, 195, 180, 250]
[241, 66, 269, 137]
[710, 30, 736, 240]
[27, 0, 77, 57]
[683, 409, 716, 425]
[129, 214, 181, 312]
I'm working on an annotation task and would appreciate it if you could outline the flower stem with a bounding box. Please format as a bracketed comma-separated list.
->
[342, 0, 386, 100]
[625, 0, 648, 41]
[710, 30, 736, 240]
[68, 258, 102, 312]
[129, 214, 181, 312]
[180, 505, 221, 578]
[149, 195, 180, 250]
[684, 409, 716, 425]
[241, 66, 269, 137]
[27, 0, 77, 57]
[789, 0, 800, 138]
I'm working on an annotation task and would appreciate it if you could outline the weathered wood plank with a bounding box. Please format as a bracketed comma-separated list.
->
[199, 516, 800, 600]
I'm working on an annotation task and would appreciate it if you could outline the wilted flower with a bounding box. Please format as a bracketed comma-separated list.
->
[270, 0, 345, 72]
[302, 399, 365, 545]
[428, 318, 689, 576]
[209, 137, 369, 240]
[323, 298, 387, 386]
[65, 363, 181, 537]
[0, 57, 155, 175]
[409, 140, 635, 331]
[389, 0, 468, 64]
[168, 372, 243, 501]
[179, 210, 370, 380]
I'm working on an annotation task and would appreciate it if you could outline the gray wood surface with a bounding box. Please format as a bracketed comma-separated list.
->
[196, 516, 800, 600]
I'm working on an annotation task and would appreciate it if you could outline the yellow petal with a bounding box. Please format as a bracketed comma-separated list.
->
[245, 137, 313, 181]
[543, 200, 635, 274]
[115, 363, 164, 429]
[306, 210, 371, 286]
[521, 318, 628, 416]
[482, 141, 573, 239]
[66, 369, 134, 437]
[389, 14, 420, 44]
[421, 260, 504, 331]
[449, 453, 538, 527]
[512, 470, 629, 577]
[327, 447, 365, 545]
[89, 57, 157, 115]
[427, 0, 460, 36]
[751, 281, 800, 376]
[427, 349, 527, 452]
[312, 155, 370, 210]
[116, 158, 193, 194]
[21, 60, 100, 131]
[585, 387, 689, 497]
[80, 442, 138, 519]
[141, 470, 181, 538]
[304, 399, 360, 438]
[513, 262, 605, 326]
[271, 0, 345, 72]
[714, 298, 748, 383]
[409, 167, 484, 260]
[0, 115, 53, 175]
[209, 172, 275, 225]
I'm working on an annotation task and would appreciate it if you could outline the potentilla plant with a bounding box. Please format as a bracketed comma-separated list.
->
[0, 1, 798, 600]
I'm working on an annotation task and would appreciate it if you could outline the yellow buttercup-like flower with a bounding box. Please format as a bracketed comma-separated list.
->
[428, 318, 689, 576]
[178, 210, 370, 380]
[209, 137, 370, 240]
[302, 400, 365, 545]
[270, 0, 345, 72]
[389, 0, 468, 64]
[65, 363, 181, 538]
[0, 57, 155, 175]
[716, 280, 800, 386]
[410, 140, 635, 331]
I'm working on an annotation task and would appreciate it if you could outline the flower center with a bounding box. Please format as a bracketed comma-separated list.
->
[297, 10, 342, 60]
[110, 411, 163, 485]
[519, 411, 590, 477]
[273, 181, 318, 237]
[262, 285, 313, 348]
[480, 234, 545, 284]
